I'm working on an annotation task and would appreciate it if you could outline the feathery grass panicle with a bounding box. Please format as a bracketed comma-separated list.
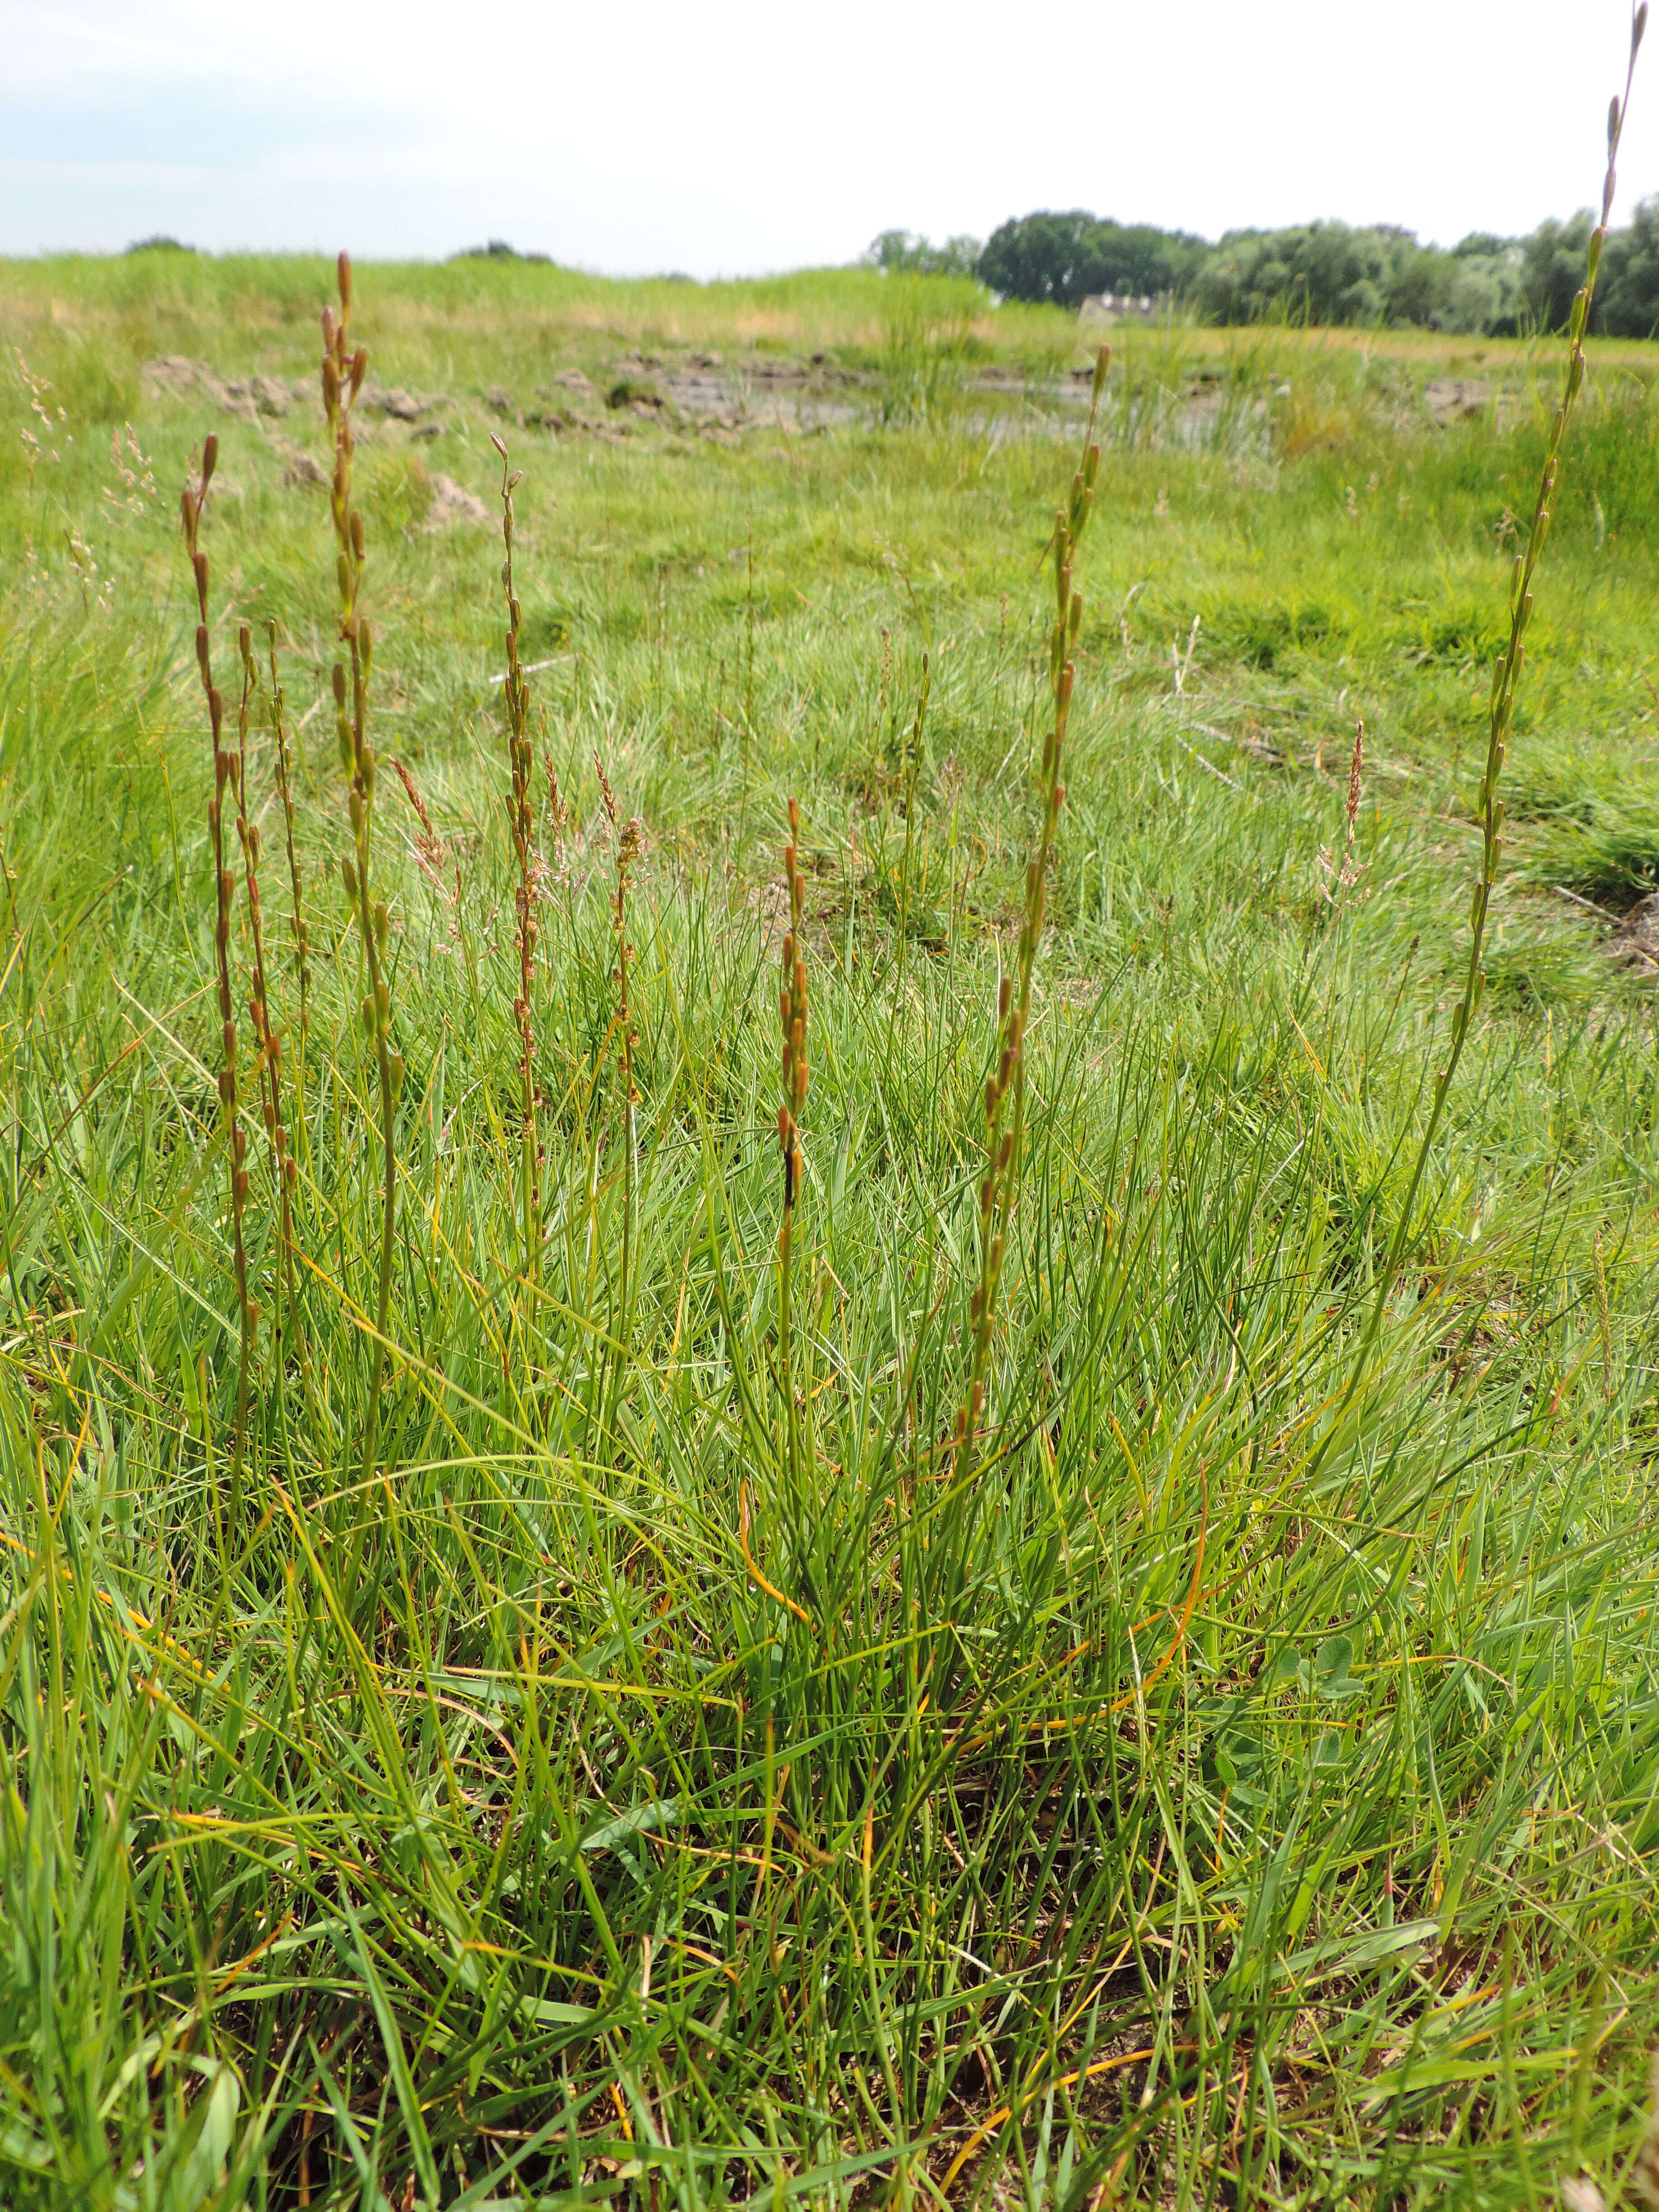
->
[949, 342, 1108, 1485]
[544, 745, 568, 861]
[1345, 713, 1364, 844]
[179, 431, 252, 1512]
[390, 754, 446, 888]
[323, 248, 400, 1481]
[491, 431, 541, 1289]
[1319, 717, 1365, 908]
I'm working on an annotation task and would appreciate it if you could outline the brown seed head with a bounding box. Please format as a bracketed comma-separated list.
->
[595, 752, 619, 828]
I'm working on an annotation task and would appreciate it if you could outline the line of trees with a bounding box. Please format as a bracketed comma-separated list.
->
[868, 207, 1659, 337]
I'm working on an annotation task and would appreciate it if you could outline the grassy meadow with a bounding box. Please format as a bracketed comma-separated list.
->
[5, 251, 1659, 2209]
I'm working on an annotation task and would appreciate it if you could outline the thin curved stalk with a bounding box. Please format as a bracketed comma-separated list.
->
[1310, 14, 1645, 1481]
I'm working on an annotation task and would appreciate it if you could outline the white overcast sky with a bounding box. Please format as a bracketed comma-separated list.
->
[3, 1, 1655, 273]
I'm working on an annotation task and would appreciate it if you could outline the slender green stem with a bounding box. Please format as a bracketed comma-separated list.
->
[1308, 19, 1644, 1483]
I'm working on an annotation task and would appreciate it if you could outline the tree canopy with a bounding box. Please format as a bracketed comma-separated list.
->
[871, 204, 1659, 337]
[975, 212, 1208, 306]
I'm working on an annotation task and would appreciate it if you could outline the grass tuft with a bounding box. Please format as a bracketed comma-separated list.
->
[5, 56, 1659, 2203]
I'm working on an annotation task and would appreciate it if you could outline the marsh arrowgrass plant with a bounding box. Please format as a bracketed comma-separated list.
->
[777, 796, 809, 1485]
[951, 342, 1106, 1487]
[1317, 4, 1649, 1469]
[323, 248, 401, 1483]
[7, 73, 1659, 2207]
[231, 621, 308, 1395]
[491, 431, 542, 1293]
[179, 431, 252, 1511]
[894, 651, 930, 972]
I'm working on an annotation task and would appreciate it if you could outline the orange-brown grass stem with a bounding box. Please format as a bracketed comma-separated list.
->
[323, 250, 401, 1488]
[947, 344, 1108, 1494]
[234, 624, 314, 1421]
[180, 434, 252, 1525]
[266, 625, 312, 1051]
[894, 653, 930, 982]
[491, 432, 541, 1291]
[778, 798, 809, 1489]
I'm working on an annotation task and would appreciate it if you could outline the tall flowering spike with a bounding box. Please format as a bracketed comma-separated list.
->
[768, 795, 812, 1514]
[495, 433, 541, 1282]
[603, 778, 646, 1382]
[1304, 24, 1647, 1489]
[267, 624, 311, 1029]
[322, 248, 398, 1484]
[614, 813, 642, 1101]
[180, 435, 253, 1498]
[234, 624, 311, 1397]
[779, 798, 808, 1209]
[949, 343, 1108, 1484]
[595, 754, 640, 1107]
